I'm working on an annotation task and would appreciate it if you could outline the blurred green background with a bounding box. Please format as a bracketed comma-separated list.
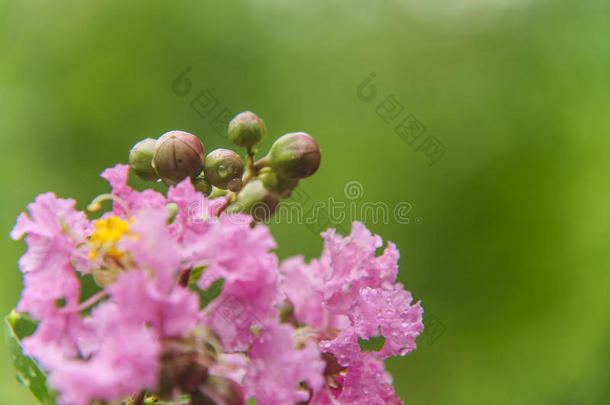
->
[1, 0, 609, 404]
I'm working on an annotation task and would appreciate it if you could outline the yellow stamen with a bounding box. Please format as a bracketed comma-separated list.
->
[89, 216, 132, 260]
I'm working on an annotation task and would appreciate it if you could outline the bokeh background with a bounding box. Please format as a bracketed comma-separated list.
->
[1, 0, 609, 404]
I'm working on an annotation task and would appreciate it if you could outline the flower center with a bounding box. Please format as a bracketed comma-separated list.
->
[89, 216, 132, 260]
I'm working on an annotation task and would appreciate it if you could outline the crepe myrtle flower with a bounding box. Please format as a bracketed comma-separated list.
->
[9, 115, 423, 405]
[280, 222, 424, 403]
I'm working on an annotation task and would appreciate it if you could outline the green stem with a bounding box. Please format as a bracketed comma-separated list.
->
[214, 192, 235, 217]
[241, 147, 257, 188]
[87, 193, 130, 215]
[253, 155, 270, 171]
[215, 147, 262, 217]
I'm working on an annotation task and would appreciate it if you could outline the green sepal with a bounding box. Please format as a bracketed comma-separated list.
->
[4, 310, 57, 405]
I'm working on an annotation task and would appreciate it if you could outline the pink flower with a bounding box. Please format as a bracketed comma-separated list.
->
[245, 322, 325, 404]
[168, 178, 281, 351]
[280, 222, 424, 402]
[10, 193, 89, 363]
[21, 311, 86, 368]
[358, 284, 423, 359]
[314, 333, 402, 404]
[101, 164, 166, 217]
[281, 222, 423, 357]
[43, 269, 200, 405]
[280, 256, 326, 328]
[180, 212, 280, 351]
[10, 164, 424, 405]
[166, 178, 225, 241]
[330, 354, 402, 405]
[48, 322, 160, 405]
[120, 209, 181, 292]
[108, 270, 199, 338]
[10, 192, 88, 275]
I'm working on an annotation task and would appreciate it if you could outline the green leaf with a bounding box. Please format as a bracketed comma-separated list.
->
[188, 277, 225, 310]
[187, 266, 206, 287]
[4, 310, 57, 405]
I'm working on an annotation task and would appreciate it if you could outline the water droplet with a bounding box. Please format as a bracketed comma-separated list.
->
[217, 164, 229, 178]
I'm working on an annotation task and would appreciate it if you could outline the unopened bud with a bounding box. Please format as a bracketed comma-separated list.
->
[228, 111, 267, 147]
[258, 168, 298, 198]
[204, 149, 244, 191]
[193, 175, 212, 196]
[268, 132, 321, 179]
[226, 180, 279, 221]
[129, 138, 159, 181]
[153, 130, 205, 185]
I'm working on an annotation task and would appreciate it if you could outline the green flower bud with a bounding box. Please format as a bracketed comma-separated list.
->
[258, 168, 299, 198]
[204, 149, 244, 191]
[228, 111, 267, 147]
[153, 130, 205, 185]
[268, 132, 321, 179]
[193, 175, 212, 196]
[226, 179, 279, 221]
[128, 138, 159, 181]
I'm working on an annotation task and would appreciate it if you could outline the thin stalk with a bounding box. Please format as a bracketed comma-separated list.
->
[132, 390, 146, 405]
[63, 290, 108, 314]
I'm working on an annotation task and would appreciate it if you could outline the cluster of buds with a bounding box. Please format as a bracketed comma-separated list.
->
[129, 111, 321, 221]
